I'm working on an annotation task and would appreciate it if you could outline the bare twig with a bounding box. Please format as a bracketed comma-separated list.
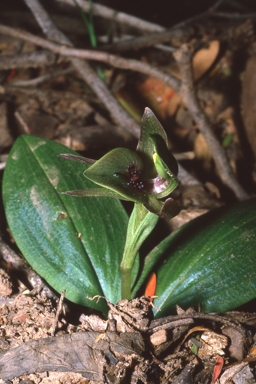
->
[173, 45, 249, 201]
[1, 10, 92, 37]
[100, 8, 215, 54]
[11, 67, 74, 87]
[149, 312, 246, 337]
[98, 2, 222, 54]
[23, 0, 141, 138]
[14, 111, 30, 133]
[209, 0, 226, 11]
[211, 11, 256, 19]
[149, 318, 194, 333]
[0, 50, 57, 70]
[51, 289, 66, 336]
[98, 34, 177, 53]
[96, 9, 255, 54]
[100, 26, 190, 53]
[55, 0, 164, 33]
[98, 0, 227, 54]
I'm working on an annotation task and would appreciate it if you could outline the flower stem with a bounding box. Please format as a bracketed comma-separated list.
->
[121, 265, 132, 300]
[120, 203, 159, 300]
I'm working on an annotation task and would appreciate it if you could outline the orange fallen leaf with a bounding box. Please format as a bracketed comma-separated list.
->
[145, 272, 157, 302]
[136, 77, 179, 120]
[211, 356, 224, 383]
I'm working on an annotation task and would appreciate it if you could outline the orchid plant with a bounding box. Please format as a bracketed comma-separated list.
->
[58, 108, 182, 300]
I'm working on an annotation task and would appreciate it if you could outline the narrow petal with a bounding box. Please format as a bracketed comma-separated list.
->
[60, 188, 129, 200]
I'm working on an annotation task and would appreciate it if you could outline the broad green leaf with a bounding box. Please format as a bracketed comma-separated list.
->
[84, 147, 148, 204]
[133, 198, 256, 316]
[2, 135, 137, 315]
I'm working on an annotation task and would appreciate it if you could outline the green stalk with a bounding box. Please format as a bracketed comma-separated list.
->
[72, 0, 105, 80]
[73, 0, 97, 47]
[120, 203, 159, 299]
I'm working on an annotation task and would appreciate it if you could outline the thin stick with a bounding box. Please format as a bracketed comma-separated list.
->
[173, 45, 249, 201]
[149, 312, 246, 337]
[211, 11, 256, 19]
[55, 0, 164, 33]
[51, 289, 66, 336]
[209, 0, 225, 11]
[98, 1, 231, 54]
[0, 50, 57, 70]
[11, 67, 74, 87]
[23, 0, 141, 138]
[100, 11, 211, 53]
[14, 111, 30, 134]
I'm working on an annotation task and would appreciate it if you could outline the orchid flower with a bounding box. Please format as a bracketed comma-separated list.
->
[59, 108, 181, 219]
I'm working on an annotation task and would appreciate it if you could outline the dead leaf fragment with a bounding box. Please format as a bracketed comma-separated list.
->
[222, 326, 246, 361]
[193, 40, 220, 81]
[198, 331, 228, 359]
[232, 363, 255, 384]
[220, 362, 248, 384]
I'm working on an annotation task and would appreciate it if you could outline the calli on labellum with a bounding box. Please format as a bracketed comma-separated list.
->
[59, 108, 182, 220]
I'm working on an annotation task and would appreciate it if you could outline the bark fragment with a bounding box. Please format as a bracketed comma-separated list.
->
[0, 331, 145, 382]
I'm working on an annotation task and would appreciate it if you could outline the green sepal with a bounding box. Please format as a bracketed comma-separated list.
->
[151, 134, 178, 178]
[84, 147, 148, 204]
[150, 133, 179, 198]
[137, 108, 169, 179]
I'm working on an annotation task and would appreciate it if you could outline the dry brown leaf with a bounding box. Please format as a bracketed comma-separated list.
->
[136, 76, 178, 119]
[193, 40, 220, 81]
